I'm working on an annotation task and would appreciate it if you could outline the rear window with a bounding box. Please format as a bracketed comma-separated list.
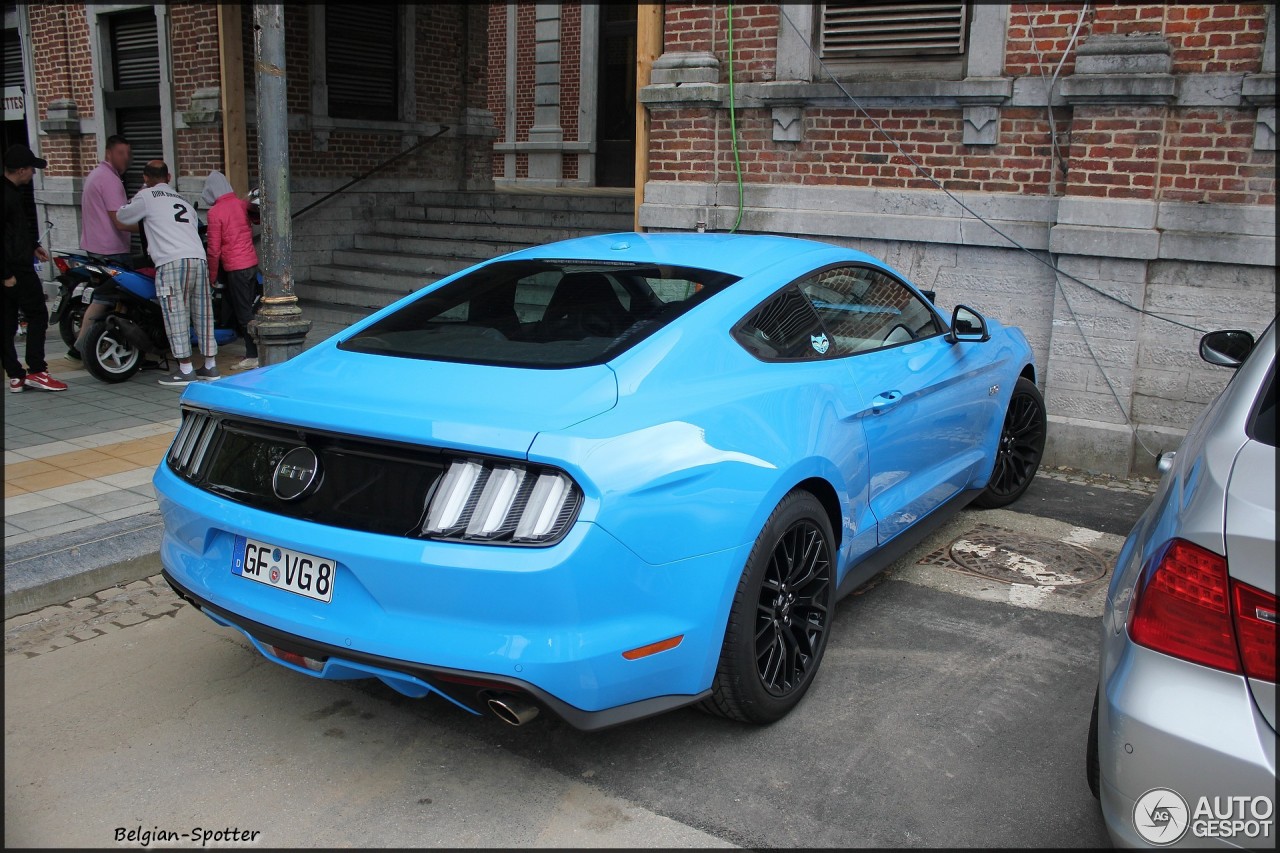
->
[339, 260, 738, 368]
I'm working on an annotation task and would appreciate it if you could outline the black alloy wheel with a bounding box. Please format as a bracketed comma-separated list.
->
[974, 376, 1047, 508]
[701, 490, 835, 724]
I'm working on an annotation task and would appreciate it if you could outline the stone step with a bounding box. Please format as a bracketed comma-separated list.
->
[328, 249, 474, 279]
[296, 277, 419, 311]
[355, 232, 531, 261]
[399, 203, 635, 231]
[412, 189, 635, 214]
[307, 262, 440, 295]
[373, 217, 598, 246]
[296, 298, 375, 329]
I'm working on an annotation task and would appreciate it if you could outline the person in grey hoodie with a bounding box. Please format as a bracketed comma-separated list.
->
[202, 170, 261, 369]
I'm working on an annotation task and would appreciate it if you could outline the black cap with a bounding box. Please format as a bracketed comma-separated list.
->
[4, 144, 48, 170]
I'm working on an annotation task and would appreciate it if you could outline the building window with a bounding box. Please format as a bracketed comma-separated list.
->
[105, 9, 163, 199]
[818, 2, 970, 80]
[325, 5, 399, 121]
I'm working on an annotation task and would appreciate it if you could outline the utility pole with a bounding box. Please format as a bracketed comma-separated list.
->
[252, 4, 309, 365]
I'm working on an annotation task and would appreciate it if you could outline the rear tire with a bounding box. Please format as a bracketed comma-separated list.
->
[82, 320, 142, 384]
[58, 298, 85, 348]
[973, 376, 1047, 509]
[700, 491, 835, 724]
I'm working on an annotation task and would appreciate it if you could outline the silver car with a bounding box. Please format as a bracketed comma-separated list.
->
[1089, 319, 1276, 848]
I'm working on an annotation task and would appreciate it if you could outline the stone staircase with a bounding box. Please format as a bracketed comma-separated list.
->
[297, 189, 636, 327]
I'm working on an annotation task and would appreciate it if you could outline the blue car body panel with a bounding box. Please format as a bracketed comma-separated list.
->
[156, 232, 1036, 728]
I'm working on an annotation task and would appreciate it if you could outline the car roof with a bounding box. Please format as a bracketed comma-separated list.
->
[500, 232, 886, 279]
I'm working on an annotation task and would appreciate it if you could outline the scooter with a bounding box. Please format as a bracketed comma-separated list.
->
[49, 252, 124, 350]
[65, 255, 240, 384]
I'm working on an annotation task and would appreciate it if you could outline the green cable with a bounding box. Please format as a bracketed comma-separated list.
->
[727, 3, 744, 233]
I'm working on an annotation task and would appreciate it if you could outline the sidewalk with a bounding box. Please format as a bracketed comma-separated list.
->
[4, 312, 349, 617]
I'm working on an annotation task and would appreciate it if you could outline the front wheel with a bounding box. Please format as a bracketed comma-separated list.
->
[82, 320, 142, 384]
[973, 376, 1047, 509]
[700, 490, 836, 724]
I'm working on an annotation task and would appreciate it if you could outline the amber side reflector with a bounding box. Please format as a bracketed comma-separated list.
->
[622, 635, 684, 660]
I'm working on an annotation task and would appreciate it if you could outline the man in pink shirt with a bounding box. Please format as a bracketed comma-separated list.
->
[71, 135, 137, 360]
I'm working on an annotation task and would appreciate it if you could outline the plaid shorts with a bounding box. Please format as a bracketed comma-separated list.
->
[155, 258, 216, 362]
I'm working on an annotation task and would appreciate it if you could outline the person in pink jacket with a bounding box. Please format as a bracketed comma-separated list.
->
[202, 171, 260, 369]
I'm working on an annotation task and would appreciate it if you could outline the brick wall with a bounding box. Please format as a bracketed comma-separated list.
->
[487, 2, 506, 180]
[28, 4, 93, 179]
[169, 4, 223, 182]
[647, 4, 1274, 207]
[663, 3, 778, 81]
[651, 105, 1069, 196]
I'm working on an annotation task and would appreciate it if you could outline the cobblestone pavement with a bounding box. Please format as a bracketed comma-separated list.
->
[4, 574, 184, 659]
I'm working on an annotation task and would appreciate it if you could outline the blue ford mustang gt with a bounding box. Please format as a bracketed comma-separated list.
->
[156, 232, 1045, 730]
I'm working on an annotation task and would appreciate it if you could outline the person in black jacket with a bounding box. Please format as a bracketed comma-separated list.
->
[4, 144, 66, 392]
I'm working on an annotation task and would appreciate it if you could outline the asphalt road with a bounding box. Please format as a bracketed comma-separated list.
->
[5, 475, 1149, 848]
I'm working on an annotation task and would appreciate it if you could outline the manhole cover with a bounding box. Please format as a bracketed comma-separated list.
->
[947, 530, 1107, 587]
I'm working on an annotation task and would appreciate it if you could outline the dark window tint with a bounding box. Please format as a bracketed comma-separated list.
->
[340, 260, 738, 368]
[1249, 363, 1276, 448]
[732, 285, 830, 362]
[798, 266, 941, 356]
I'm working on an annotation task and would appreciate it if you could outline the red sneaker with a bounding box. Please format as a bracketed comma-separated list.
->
[8, 377, 23, 393]
[23, 372, 68, 392]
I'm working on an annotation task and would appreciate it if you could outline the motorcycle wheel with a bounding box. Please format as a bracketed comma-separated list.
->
[59, 301, 86, 349]
[82, 320, 143, 384]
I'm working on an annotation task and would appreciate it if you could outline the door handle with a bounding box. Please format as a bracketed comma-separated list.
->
[871, 390, 903, 413]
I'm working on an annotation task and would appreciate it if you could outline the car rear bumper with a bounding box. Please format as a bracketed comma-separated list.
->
[155, 465, 747, 729]
[1098, 635, 1277, 848]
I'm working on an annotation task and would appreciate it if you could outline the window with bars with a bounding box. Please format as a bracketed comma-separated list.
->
[820, 3, 968, 60]
[326, 5, 399, 121]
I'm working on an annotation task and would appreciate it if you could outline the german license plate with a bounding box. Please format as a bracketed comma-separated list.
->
[232, 535, 335, 603]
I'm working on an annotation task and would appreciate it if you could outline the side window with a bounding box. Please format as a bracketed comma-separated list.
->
[798, 266, 941, 356]
[733, 285, 831, 362]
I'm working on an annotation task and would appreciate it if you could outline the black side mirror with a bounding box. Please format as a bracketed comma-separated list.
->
[1199, 329, 1255, 368]
[947, 304, 989, 343]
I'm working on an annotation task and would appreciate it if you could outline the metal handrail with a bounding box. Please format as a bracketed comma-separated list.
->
[288, 125, 451, 221]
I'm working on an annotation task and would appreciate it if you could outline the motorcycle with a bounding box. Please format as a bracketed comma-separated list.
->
[53, 253, 240, 383]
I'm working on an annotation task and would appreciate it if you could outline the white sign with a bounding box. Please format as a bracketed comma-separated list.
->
[4, 86, 24, 122]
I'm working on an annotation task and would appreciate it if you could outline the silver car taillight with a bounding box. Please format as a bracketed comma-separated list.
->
[423, 458, 581, 545]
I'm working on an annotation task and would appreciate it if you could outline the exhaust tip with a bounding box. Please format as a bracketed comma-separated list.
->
[487, 695, 540, 726]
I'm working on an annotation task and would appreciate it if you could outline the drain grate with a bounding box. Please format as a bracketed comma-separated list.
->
[942, 527, 1108, 587]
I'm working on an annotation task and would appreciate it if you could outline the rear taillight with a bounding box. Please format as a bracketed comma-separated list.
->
[1129, 539, 1240, 673]
[1129, 538, 1278, 683]
[422, 458, 582, 546]
[1233, 581, 1277, 682]
[53, 257, 70, 274]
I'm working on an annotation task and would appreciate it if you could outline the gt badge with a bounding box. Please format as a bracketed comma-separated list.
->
[273, 447, 322, 501]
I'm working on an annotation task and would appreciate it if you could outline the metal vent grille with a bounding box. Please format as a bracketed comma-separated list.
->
[326, 4, 398, 121]
[168, 410, 220, 480]
[821, 3, 968, 58]
[110, 11, 161, 90]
